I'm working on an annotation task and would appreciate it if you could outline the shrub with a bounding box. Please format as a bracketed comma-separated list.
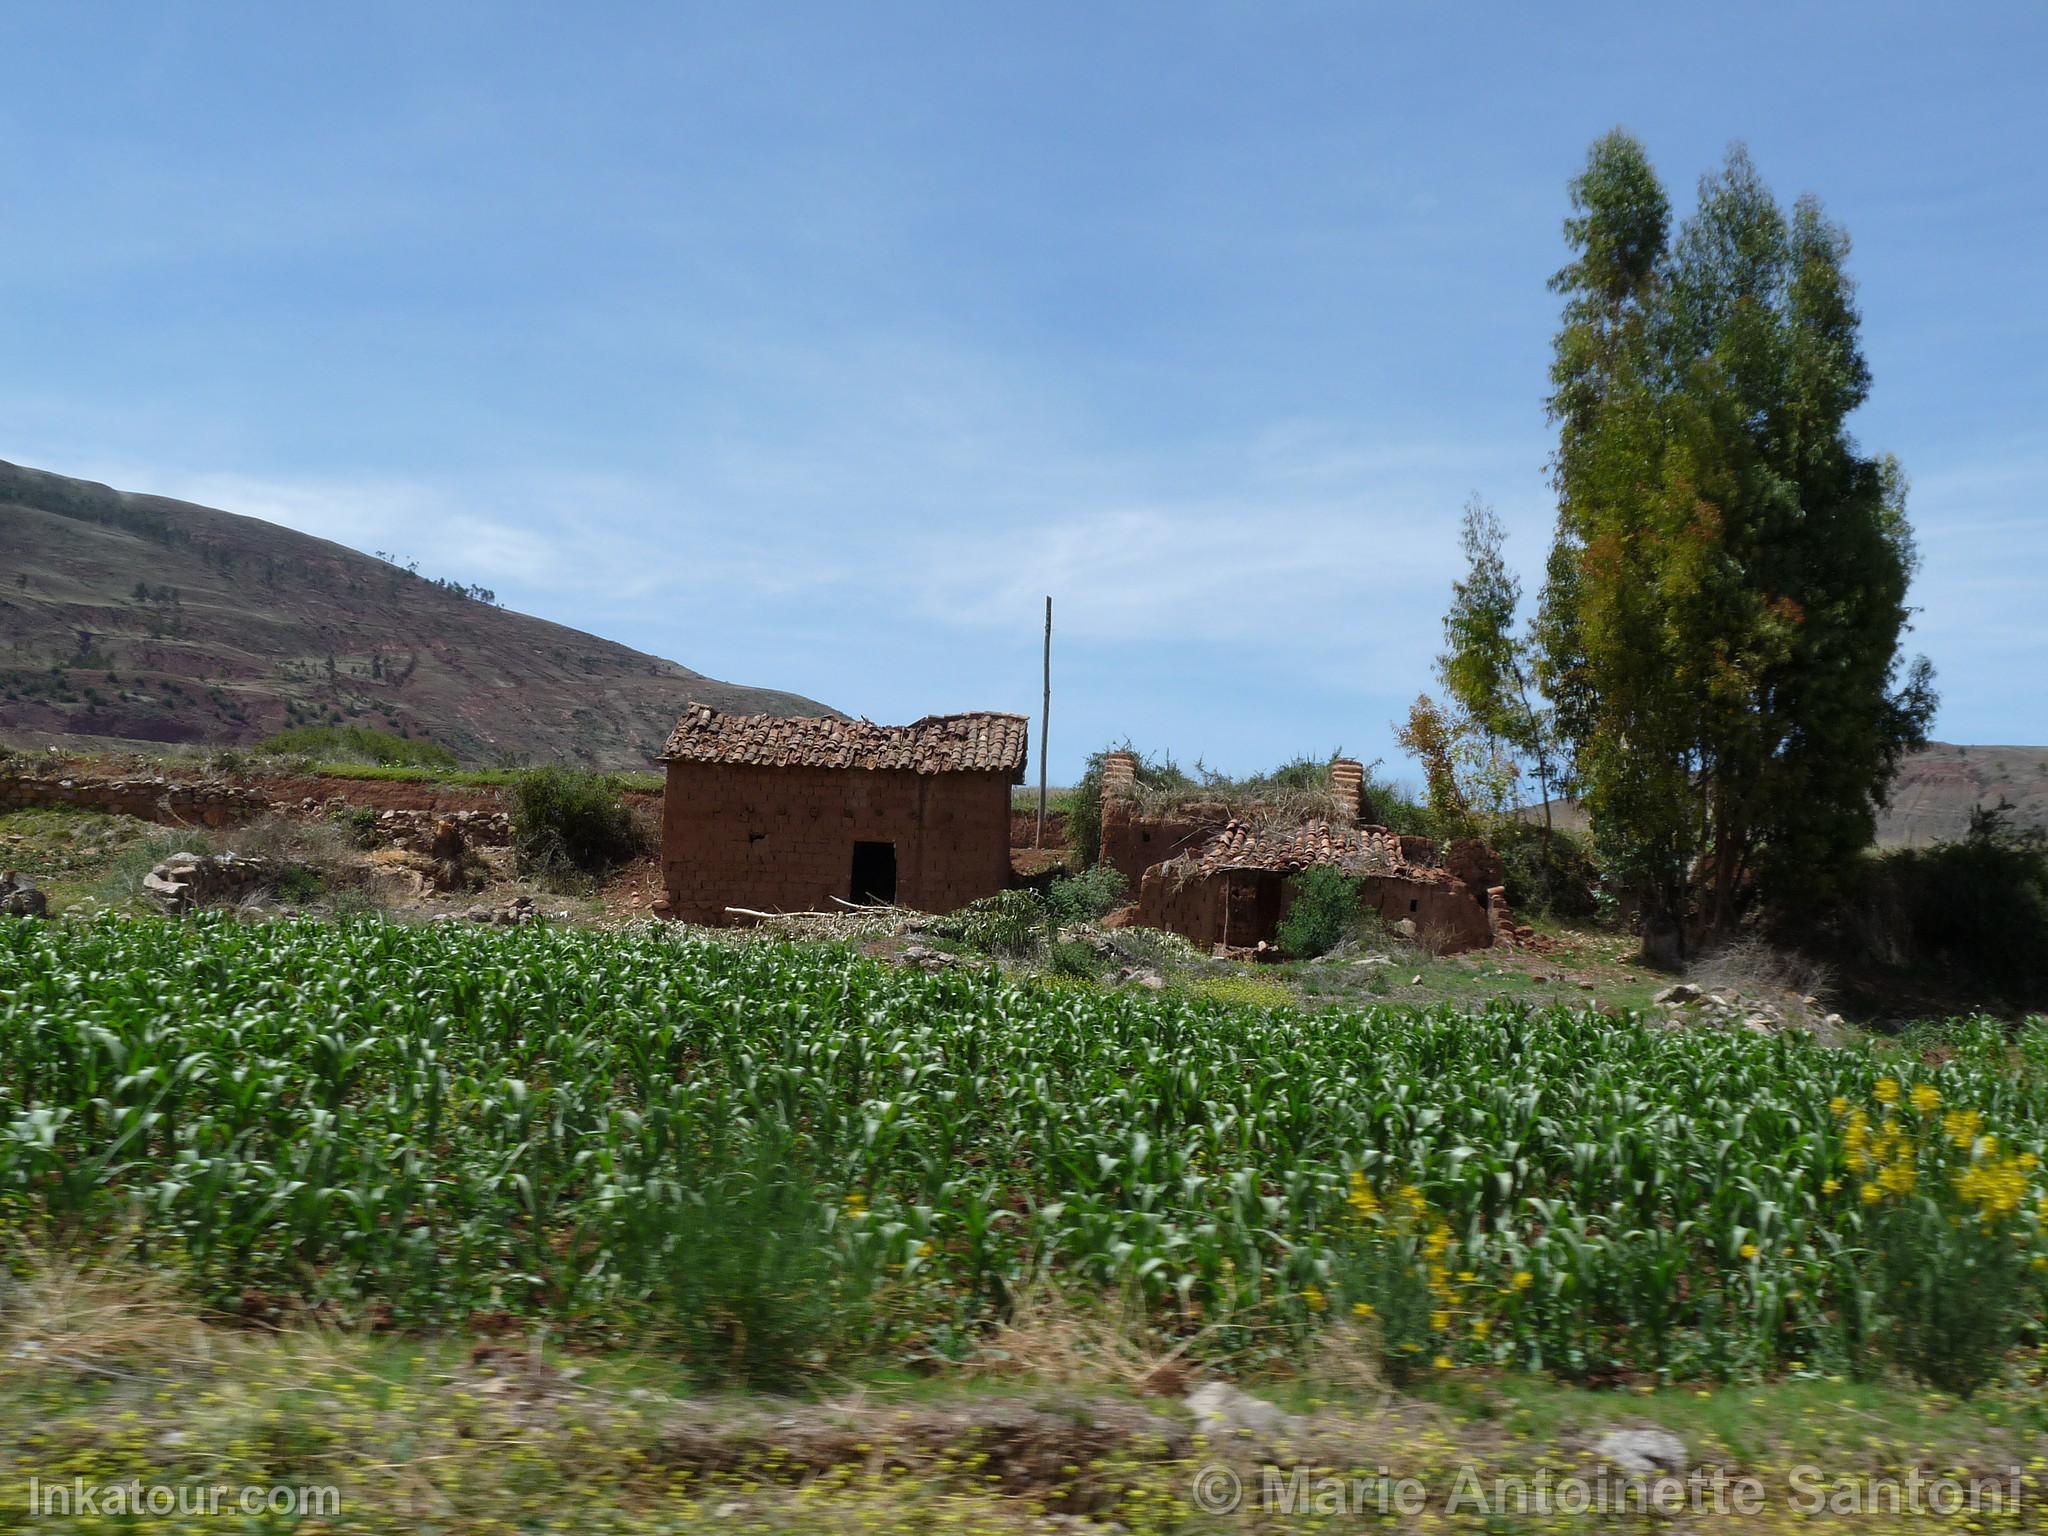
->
[1327, 1177, 1457, 1384]
[1839, 1087, 2044, 1395]
[327, 804, 382, 848]
[1045, 863, 1129, 926]
[511, 767, 647, 880]
[1278, 865, 1361, 959]
[1488, 820, 1601, 920]
[1047, 939, 1106, 979]
[1840, 823, 2048, 1000]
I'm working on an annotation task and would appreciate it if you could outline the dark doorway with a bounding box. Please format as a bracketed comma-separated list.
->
[850, 841, 897, 905]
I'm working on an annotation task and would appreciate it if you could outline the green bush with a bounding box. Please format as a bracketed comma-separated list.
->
[1841, 817, 2048, 999]
[511, 766, 646, 879]
[1489, 820, 1601, 920]
[1277, 865, 1361, 958]
[1045, 863, 1129, 925]
[257, 725, 459, 771]
[1047, 939, 1106, 979]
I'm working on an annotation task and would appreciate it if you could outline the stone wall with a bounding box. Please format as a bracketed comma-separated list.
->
[0, 768, 266, 828]
[658, 761, 1014, 924]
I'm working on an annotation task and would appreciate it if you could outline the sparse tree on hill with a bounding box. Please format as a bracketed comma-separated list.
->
[1535, 131, 1936, 960]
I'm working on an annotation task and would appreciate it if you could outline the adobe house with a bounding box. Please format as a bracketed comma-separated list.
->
[1098, 752, 1505, 954]
[1096, 752, 1370, 891]
[654, 702, 1028, 924]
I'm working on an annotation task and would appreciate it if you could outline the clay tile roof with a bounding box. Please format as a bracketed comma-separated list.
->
[662, 702, 1029, 782]
[1191, 818, 1406, 877]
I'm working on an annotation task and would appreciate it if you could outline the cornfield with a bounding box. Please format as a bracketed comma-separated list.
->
[2, 915, 2044, 1386]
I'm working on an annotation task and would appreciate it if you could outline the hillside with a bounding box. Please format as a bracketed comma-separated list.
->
[0, 458, 833, 769]
[1524, 742, 2048, 849]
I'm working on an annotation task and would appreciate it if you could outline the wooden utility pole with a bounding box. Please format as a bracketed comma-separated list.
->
[1036, 595, 1051, 848]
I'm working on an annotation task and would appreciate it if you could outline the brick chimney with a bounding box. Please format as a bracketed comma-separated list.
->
[1327, 758, 1365, 826]
[1100, 750, 1139, 807]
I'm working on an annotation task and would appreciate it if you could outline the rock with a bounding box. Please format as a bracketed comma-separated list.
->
[1652, 983, 1701, 1006]
[1391, 918, 1418, 940]
[1592, 1426, 1688, 1476]
[0, 871, 47, 918]
[1184, 1382, 1298, 1440]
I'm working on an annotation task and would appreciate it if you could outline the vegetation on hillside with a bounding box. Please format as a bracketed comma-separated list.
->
[256, 723, 459, 770]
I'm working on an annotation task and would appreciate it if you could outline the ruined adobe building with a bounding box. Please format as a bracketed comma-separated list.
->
[1099, 751, 1513, 953]
[655, 703, 1027, 924]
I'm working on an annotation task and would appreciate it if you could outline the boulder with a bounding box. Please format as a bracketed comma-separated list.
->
[1184, 1382, 1299, 1441]
[0, 871, 47, 918]
[1592, 1426, 1688, 1476]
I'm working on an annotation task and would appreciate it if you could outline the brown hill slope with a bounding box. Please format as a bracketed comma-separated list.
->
[0, 458, 833, 769]
[1524, 743, 2048, 850]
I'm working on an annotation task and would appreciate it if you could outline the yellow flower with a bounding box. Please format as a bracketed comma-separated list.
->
[1875, 1077, 1900, 1105]
[844, 1190, 867, 1214]
[1739, 1243, 1758, 1260]
[1429, 1310, 1451, 1331]
[1878, 1160, 1918, 1197]
[1301, 1284, 1327, 1313]
[1456, 1271, 1477, 1284]
[1828, 1096, 1849, 1117]
[1346, 1170, 1381, 1218]
[2019, 1152, 2039, 1172]
[1511, 1270, 1534, 1292]
[1860, 1182, 1883, 1206]
[1910, 1084, 1941, 1114]
[1352, 1301, 1375, 1318]
[1944, 1108, 1983, 1148]
[1433, 1355, 1454, 1371]
[1821, 1178, 1842, 1195]
[1470, 1317, 1493, 1338]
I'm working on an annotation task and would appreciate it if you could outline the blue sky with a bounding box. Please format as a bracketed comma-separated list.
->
[5, 3, 2042, 784]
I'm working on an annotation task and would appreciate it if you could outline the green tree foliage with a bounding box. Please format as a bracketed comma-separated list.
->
[1439, 498, 1569, 852]
[1535, 132, 1935, 956]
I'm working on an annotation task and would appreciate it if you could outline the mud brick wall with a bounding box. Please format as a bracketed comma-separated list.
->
[1134, 866, 1285, 950]
[1101, 799, 1235, 891]
[660, 761, 1014, 924]
[1135, 862, 1494, 954]
[0, 769, 267, 828]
